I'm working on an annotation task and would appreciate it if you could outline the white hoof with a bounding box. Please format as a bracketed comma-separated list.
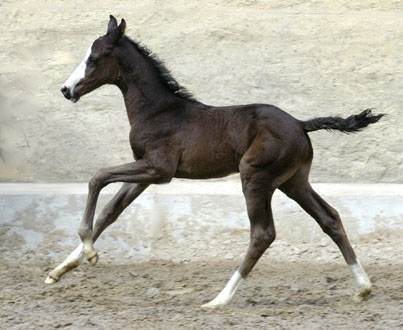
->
[353, 286, 372, 302]
[201, 298, 228, 309]
[44, 275, 58, 284]
[349, 261, 371, 302]
[88, 253, 98, 266]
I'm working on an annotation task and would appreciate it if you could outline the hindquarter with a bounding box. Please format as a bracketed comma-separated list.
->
[240, 105, 313, 188]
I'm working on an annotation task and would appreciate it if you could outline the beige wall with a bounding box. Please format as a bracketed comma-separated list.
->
[1, 1, 401, 183]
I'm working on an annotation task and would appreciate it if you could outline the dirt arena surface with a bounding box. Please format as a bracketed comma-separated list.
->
[1, 232, 402, 330]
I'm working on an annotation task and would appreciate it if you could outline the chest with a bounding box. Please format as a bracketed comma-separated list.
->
[128, 121, 178, 160]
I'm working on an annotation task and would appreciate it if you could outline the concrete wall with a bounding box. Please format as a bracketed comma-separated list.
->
[1, 1, 402, 183]
[2, 182, 403, 260]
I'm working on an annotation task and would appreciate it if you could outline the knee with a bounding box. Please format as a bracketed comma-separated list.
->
[265, 227, 276, 245]
[327, 206, 341, 221]
[148, 166, 173, 184]
[89, 168, 108, 190]
[251, 226, 276, 252]
[321, 217, 345, 242]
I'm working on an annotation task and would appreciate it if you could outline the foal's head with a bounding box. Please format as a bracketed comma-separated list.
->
[61, 16, 125, 103]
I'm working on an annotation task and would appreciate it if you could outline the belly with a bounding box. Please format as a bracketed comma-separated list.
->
[174, 148, 240, 179]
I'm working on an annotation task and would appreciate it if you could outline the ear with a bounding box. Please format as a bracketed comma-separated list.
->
[107, 15, 118, 33]
[106, 17, 126, 45]
[118, 18, 126, 37]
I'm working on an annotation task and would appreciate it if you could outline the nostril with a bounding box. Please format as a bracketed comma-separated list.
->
[61, 86, 71, 99]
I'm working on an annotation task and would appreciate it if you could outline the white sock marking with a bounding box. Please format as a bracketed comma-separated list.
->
[49, 243, 84, 280]
[349, 260, 371, 291]
[82, 237, 97, 260]
[201, 271, 243, 308]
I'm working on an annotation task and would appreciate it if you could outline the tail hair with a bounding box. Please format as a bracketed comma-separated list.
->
[301, 109, 384, 133]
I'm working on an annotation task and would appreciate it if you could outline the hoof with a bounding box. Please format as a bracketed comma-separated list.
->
[201, 300, 226, 309]
[353, 287, 372, 302]
[88, 253, 98, 266]
[44, 275, 58, 284]
[201, 303, 217, 309]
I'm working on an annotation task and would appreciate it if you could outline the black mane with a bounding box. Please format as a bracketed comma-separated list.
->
[124, 36, 198, 103]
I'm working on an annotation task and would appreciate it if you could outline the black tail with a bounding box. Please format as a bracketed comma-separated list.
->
[301, 109, 384, 133]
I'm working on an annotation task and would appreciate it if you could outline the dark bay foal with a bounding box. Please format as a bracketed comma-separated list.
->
[47, 16, 383, 307]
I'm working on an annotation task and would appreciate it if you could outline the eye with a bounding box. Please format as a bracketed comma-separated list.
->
[87, 56, 99, 65]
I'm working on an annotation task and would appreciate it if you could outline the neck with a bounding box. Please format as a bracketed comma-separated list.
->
[113, 38, 192, 125]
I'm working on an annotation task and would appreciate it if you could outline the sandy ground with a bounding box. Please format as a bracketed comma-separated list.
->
[1, 230, 403, 329]
[1, 183, 403, 329]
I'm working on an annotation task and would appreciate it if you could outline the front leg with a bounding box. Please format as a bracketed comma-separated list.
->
[78, 158, 175, 263]
[45, 183, 148, 284]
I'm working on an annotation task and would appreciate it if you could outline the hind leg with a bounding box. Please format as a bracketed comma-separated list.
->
[202, 169, 276, 308]
[45, 183, 147, 284]
[280, 165, 371, 300]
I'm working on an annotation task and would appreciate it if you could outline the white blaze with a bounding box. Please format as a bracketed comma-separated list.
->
[63, 44, 93, 93]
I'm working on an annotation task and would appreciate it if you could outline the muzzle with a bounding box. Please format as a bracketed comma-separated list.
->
[61, 85, 79, 103]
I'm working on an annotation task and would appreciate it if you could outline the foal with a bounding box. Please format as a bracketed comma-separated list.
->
[47, 16, 383, 308]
